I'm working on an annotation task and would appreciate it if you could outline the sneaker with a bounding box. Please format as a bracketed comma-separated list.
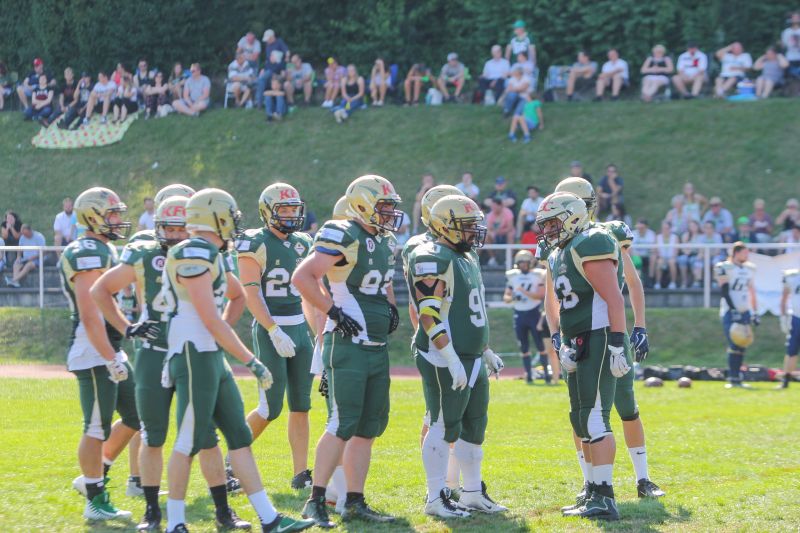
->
[83, 491, 132, 521]
[563, 492, 619, 521]
[136, 505, 162, 531]
[425, 489, 471, 518]
[447, 486, 462, 502]
[487, 257, 498, 267]
[216, 507, 251, 530]
[667, 282, 677, 289]
[776, 381, 790, 390]
[167, 524, 189, 533]
[637, 478, 666, 498]
[508, 133, 517, 143]
[725, 382, 753, 389]
[226, 466, 242, 494]
[262, 514, 315, 532]
[341, 498, 395, 523]
[458, 482, 507, 513]
[291, 469, 313, 490]
[126, 476, 144, 497]
[522, 135, 531, 144]
[561, 482, 591, 513]
[321, 100, 333, 108]
[100, 116, 107, 124]
[82, 117, 89, 125]
[273, 113, 282, 121]
[301, 496, 335, 529]
[654, 283, 662, 289]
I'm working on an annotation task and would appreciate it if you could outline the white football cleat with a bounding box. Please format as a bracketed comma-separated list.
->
[83, 491, 133, 521]
[72, 475, 87, 497]
[126, 477, 144, 497]
[425, 490, 471, 519]
[458, 482, 508, 513]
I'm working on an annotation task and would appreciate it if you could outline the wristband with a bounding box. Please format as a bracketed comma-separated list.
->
[608, 331, 625, 347]
[267, 323, 279, 334]
[438, 343, 459, 364]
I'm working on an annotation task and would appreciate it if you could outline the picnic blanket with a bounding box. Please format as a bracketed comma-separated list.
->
[32, 114, 138, 149]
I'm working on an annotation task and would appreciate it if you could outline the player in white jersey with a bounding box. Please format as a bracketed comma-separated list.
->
[778, 267, 800, 389]
[503, 250, 548, 383]
[714, 242, 758, 389]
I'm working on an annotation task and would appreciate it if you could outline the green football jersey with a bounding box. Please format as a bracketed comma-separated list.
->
[120, 239, 169, 348]
[546, 226, 622, 339]
[314, 220, 397, 344]
[409, 241, 489, 359]
[401, 231, 436, 310]
[236, 227, 313, 319]
[128, 229, 156, 243]
[597, 220, 633, 250]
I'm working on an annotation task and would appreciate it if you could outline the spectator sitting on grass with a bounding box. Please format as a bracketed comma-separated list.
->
[51, 67, 78, 124]
[172, 63, 210, 117]
[403, 63, 431, 106]
[24, 74, 54, 125]
[0, 62, 11, 111]
[237, 31, 261, 71]
[285, 54, 313, 106]
[665, 195, 693, 235]
[264, 76, 287, 122]
[479, 45, 510, 103]
[483, 176, 517, 212]
[595, 48, 629, 101]
[754, 47, 788, 99]
[143, 71, 170, 118]
[517, 186, 543, 237]
[677, 219, 702, 288]
[17, 58, 54, 110]
[332, 64, 365, 124]
[60, 72, 91, 129]
[1, 210, 22, 265]
[508, 91, 543, 144]
[111, 74, 138, 124]
[503, 64, 531, 116]
[672, 42, 708, 99]
[732, 216, 753, 243]
[5, 224, 45, 288]
[455, 172, 480, 200]
[640, 44, 674, 102]
[412, 174, 436, 233]
[83, 71, 116, 125]
[631, 219, 656, 287]
[714, 42, 752, 98]
[654, 220, 679, 289]
[702, 196, 735, 241]
[228, 52, 255, 108]
[485, 199, 515, 266]
[782, 11, 800, 80]
[369, 58, 389, 107]
[776, 198, 800, 232]
[749, 198, 774, 243]
[569, 160, 593, 184]
[133, 58, 155, 96]
[138, 198, 155, 231]
[53, 197, 76, 246]
[506, 19, 536, 64]
[512, 52, 536, 83]
[437, 52, 465, 103]
[696, 221, 726, 285]
[565, 51, 597, 101]
[255, 29, 290, 108]
[112, 62, 129, 86]
[678, 181, 707, 222]
[168, 62, 187, 101]
[597, 164, 624, 215]
[322, 57, 346, 108]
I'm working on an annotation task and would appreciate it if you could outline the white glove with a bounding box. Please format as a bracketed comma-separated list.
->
[246, 357, 274, 390]
[310, 342, 324, 376]
[780, 315, 792, 336]
[440, 344, 468, 391]
[482, 347, 504, 376]
[558, 343, 577, 373]
[609, 345, 631, 378]
[105, 359, 129, 383]
[268, 324, 296, 358]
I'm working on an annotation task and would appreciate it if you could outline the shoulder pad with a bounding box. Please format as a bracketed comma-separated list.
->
[409, 242, 449, 277]
[573, 229, 617, 259]
[235, 228, 265, 253]
[128, 229, 156, 243]
[172, 238, 217, 263]
[315, 220, 356, 248]
[505, 268, 520, 278]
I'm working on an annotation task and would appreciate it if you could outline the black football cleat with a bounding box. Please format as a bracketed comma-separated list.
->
[637, 478, 666, 498]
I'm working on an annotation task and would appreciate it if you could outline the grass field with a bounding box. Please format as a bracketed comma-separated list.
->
[1, 99, 798, 234]
[0, 377, 798, 532]
[0, 307, 789, 368]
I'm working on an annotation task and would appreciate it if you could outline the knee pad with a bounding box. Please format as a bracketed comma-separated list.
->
[453, 439, 483, 463]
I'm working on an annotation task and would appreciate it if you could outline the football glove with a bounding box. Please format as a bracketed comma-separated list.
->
[608, 332, 631, 378]
[105, 359, 128, 383]
[482, 347, 504, 376]
[327, 305, 363, 337]
[558, 343, 577, 373]
[551, 332, 562, 352]
[125, 319, 160, 341]
[730, 310, 751, 325]
[440, 343, 468, 391]
[631, 326, 649, 363]
[780, 314, 792, 335]
[246, 357, 273, 390]
[268, 324, 296, 358]
[318, 370, 329, 398]
[388, 302, 400, 334]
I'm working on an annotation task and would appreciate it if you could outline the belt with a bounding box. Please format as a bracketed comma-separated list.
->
[142, 341, 168, 353]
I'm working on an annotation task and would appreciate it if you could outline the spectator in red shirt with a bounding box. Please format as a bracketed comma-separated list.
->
[485, 198, 515, 266]
[519, 221, 540, 253]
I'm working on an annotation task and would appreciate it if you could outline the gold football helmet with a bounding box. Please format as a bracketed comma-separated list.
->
[74, 187, 132, 240]
[535, 192, 588, 248]
[555, 177, 597, 220]
[428, 195, 486, 252]
[154, 183, 196, 206]
[729, 322, 754, 349]
[258, 182, 305, 233]
[514, 249, 535, 270]
[155, 195, 189, 247]
[332, 196, 350, 221]
[185, 188, 243, 243]
[421, 185, 464, 230]
[345, 175, 403, 233]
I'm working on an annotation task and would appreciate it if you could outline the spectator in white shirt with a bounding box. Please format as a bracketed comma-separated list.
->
[5, 224, 45, 288]
[479, 45, 510, 103]
[781, 11, 800, 80]
[631, 219, 656, 287]
[227, 52, 255, 107]
[714, 42, 753, 97]
[138, 197, 155, 231]
[83, 70, 116, 124]
[53, 197, 76, 246]
[455, 172, 480, 200]
[516, 186, 542, 237]
[672, 42, 708, 98]
[595, 48, 629, 100]
[285, 54, 314, 106]
[237, 31, 262, 71]
[654, 220, 679, 289]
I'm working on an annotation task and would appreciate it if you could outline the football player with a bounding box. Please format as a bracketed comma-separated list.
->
[60, 187, 141, 520]
[409, 194, 507, 518]
[554, 177, 664, 503]
[714, 241, 758, 389]
[538, 191, 628, 521]
[237, 183, 316, 490]
[159, 188, 313, 533]
[779, 266, 800, 389]
[503, 250, 548, 384]
[293, 175, 401, 527]
[128, 183, 197, 243]
[91, 195, 249, 531]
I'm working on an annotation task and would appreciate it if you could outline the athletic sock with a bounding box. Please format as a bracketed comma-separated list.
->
[784, 372, 791, 386]
[143, 486, 160, 510]
[166, 498, 185, 531]
[453, 439, 483, 492]
[129, 475, 141, 487]
[247, 489, 278, 525]
[592, 464, 615, 499]
[329, 465, 347, 509]
[539, 353, 551, 383]
[446, 447, 460, 490]
[422, 425, 449, 502]
[209, 484, 229, 516]
[312, 485, 326, 500]
[576, 451, 590, 483]
[85, 477, 104, 501]
[102, 458, 114, 477]
[628, 446, 649, 481]
[521, 355, 532, 380]
[345, 492, 364, 505]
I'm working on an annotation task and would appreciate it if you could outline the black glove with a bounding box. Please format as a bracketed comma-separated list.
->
[731, 310, 751, 325]
[551, 332, 562, 352]
[125, 320, 160, 341]
[631, 326, 649, 363]
[388, 302, 400, 334]
[327, 305, 363, 337]
[318, 370, 329, 398]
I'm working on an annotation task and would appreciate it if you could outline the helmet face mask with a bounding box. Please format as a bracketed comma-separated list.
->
[535, 192, 588, 249]
[100, 206, 132, 240]
[346, 175, 403, 234]
[157, 223, 188, 249]
[374, 199, 404, 233]
[259, 183, 306, 233]
[75, 187, 132, 241]
[514, 250, 534, 271]
[455, 218, 487, 252]
[537, 217, 567, 248]
[155, 195, 189, 249]
[430, 195, 486, 252]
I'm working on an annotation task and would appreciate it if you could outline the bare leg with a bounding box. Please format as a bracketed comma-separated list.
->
[288, 411, 310, 475]
[672, 75, 687, 96]
[342, 436, 373, 493]
[79, 435, 104, 479]
[103, 420, 138, 461]
[198, 445, 227, 487]
[139, 444, 163, 487]
[611, 75, 623, 96]
[312, 432, 347, 489]
[622, 418, 645, 449]
[167, 451, 193, 500]
[128, 431, 140, 476]
[246, 408, 270, 441]
[691, 75, 704, 96]
[762, 79, 775, 98]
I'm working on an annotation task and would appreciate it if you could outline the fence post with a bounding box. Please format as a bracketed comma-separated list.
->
[38, 248, 45, 309]
[703, 246, 711, 309]
[505, 246, 512, 268]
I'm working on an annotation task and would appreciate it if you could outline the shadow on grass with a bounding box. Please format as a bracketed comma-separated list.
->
[595, 499, 692, 532]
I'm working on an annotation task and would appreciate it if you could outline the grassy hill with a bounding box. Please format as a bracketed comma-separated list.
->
[1, 98, 798, 234]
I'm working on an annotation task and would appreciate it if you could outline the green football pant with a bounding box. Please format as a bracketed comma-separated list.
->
[74, 361, 139, 440]
[416, 353, 489, 445]
[322, 332, 390, 441]
[170, 343, 251, 456]
[253, 323, 314, 421]
[568, 329, 618, 442]
[613, 333, 638, 421]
